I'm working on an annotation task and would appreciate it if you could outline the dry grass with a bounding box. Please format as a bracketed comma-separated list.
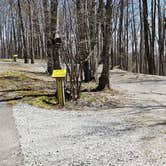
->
[0, 62, 121, 110]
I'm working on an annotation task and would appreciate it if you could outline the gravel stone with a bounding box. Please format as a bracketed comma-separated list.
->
[12, 70, 166, 166]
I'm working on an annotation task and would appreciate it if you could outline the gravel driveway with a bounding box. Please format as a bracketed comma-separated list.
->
[12, 69, 166, 166]
[0, 103, 23, 166]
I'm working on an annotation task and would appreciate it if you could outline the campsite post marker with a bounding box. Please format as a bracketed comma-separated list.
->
[52, 69, 66, 106]
[13, 54, 18, 62]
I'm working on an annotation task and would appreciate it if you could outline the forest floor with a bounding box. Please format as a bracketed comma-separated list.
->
[0, 59, 166, 166]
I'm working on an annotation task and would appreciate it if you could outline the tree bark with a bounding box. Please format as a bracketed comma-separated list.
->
[142, 0, 155, 74]
[76, 0, 92, 82]
[97, 0, 113, 90]
[47, 0, 61, 74]
[158, 0, 165, 75]
[28, 0, 34, 64]
[17, 0, 28, 63]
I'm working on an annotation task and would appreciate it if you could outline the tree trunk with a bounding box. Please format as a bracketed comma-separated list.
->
[17, 0, 28, 63]
[117, 0, 124, 69]
[76, 0, 92, 82]
[28, 0, 34, 64]
[142, 0, 155, 74]
[158, 0, 165, 75]
[97, 0, 113, 90]
[47, 0, 61, 74]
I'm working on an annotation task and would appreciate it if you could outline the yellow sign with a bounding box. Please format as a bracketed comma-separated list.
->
[52, 69, 67, 78]
[13, 54, 18, 57]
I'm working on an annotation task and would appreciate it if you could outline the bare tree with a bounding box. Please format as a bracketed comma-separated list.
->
[97, 0, 113, 90]
[17, 0, 28, 63]
[142, 0, 155, 74]
[47, 0, 61, 74]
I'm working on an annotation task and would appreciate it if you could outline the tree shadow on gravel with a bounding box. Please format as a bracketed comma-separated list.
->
[123, 79, 166, 84]
[148, 121, 166, 127]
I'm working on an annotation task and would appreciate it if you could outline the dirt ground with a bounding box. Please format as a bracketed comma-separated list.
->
[0, 60, 166, 166]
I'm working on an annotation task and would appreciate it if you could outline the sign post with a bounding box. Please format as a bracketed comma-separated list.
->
[13, 54, 18, 62]
[52, 69, 66, 106]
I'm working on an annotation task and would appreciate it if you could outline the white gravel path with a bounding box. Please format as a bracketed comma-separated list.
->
[13, 70, 166, 166]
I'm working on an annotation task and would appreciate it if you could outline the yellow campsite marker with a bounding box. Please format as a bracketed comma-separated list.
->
[52, 69, 66, 106]
[13, 54, 18, 62]
[52, 69, 66, 78]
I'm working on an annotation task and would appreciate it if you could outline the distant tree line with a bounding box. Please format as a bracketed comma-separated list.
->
[0, 0, 166, 98]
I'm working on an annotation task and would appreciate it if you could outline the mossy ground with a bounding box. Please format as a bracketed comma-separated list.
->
[0, 69, 57, 108]
[25, 96, 60, 109]
[0, 61, 121, 110]
[0, 59, 12, 62]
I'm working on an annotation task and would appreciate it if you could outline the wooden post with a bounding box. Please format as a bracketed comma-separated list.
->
[56, 78, 65, 106]
[52, 70, 66, 106]
[13, 54, 18, 62]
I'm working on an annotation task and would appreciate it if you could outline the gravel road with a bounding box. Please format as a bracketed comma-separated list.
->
[12, 69, 166, 166]
[0, 103, 23, 166]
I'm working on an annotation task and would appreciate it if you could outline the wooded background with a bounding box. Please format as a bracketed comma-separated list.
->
[0, 0, 166, 98]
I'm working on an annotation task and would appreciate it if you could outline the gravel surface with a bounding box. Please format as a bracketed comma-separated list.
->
[0, 103, 23, 166]
[13, 70, 166, 166]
